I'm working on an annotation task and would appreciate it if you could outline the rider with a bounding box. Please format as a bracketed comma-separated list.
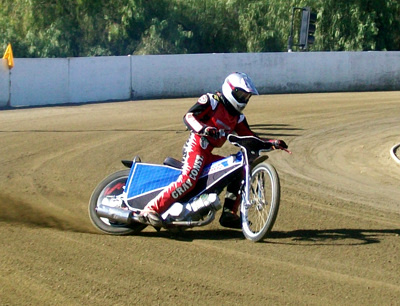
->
[141, 72, 287, 228]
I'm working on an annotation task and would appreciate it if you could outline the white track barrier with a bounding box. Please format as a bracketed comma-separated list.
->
[3, 51, 400, 107]
[390, 143, 400, 165]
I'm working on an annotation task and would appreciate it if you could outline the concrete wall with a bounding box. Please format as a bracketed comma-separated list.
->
[132, 51, 400, 99]
[68, 56, 131, 103]
[10, 59, 69, 107]
[9, 57, 131, 107]
[1, 51, 400, 107]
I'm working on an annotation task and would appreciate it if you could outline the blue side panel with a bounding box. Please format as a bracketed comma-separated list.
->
[200, 152, 243, 178]
[126, 163, 181, 199]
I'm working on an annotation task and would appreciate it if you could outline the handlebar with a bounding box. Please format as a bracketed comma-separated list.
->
[228, 134, 291, 155]
[198, 131, 292, 154]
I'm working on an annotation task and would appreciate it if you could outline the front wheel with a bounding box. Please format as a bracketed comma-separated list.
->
[241, 162, 280, 242]
[88, 169, 147, 235]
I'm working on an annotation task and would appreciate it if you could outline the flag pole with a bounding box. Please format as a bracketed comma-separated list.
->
[2, 44, 14, 107]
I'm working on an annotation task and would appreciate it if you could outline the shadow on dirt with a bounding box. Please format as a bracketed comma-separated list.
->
[268, 228, 400, 246]
[131, 229, 245, 242]
[124, 227, 400, 245]
[250, 124, 303, 137]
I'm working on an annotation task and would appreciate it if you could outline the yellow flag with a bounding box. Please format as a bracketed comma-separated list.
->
[2, 43, 14, 69]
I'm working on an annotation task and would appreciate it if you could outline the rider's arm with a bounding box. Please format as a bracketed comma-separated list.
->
[235, 116, 288, 150]
[234, 115, 258, 137]
[183, 94, 214, 133]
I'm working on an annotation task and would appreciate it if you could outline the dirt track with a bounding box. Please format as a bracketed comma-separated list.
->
[1, 92, 400, 305]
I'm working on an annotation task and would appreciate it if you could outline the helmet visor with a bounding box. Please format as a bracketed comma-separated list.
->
[232, 88, 252, 104]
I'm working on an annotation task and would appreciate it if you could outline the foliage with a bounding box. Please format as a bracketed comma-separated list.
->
[0, 0, 399, 57]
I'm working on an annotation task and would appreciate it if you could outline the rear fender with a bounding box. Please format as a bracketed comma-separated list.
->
[121, 160, 133, 168]
[121, 155, 142, 168]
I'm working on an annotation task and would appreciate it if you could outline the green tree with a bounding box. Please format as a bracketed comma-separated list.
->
[1, 0, 399, 57]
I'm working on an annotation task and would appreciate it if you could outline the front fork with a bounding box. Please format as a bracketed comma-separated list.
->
[241, 162, 252, 212]
[240, 154, 269, 213]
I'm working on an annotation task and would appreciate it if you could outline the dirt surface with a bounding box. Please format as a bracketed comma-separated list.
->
[1, 92, 400, 305]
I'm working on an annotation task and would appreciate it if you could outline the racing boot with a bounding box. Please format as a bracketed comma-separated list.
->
[138, 210, 163, 227]
[219, 208, 241, 229]
[219, 190, 242, 229]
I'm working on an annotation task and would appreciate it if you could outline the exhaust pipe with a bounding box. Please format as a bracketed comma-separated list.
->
[96, 204, 133, 224]
[170, 210, 216, 227]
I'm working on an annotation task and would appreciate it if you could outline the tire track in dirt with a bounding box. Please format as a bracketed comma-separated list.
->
[274, 101, 400, 213]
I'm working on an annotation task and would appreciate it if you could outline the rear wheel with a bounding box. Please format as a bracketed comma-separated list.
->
[241, 163, 280, 242]
[88, 169, 147, 235]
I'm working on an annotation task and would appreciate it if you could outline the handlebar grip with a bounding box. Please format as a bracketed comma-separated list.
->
[201, 127, 226, 139]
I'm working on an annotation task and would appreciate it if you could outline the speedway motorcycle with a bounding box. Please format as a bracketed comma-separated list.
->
[88, 134, 289, 242]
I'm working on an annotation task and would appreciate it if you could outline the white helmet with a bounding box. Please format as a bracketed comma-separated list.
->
[221, 72, 259, 113]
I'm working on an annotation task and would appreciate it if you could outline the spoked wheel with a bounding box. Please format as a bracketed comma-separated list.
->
[241, 162, 280, 242]
[88, 169, 147, 235]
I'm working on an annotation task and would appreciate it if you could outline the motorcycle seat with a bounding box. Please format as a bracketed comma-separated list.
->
[163, 157, 183, 169]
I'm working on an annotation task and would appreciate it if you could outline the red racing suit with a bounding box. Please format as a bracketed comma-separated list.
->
[146, 93, 257, 214]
